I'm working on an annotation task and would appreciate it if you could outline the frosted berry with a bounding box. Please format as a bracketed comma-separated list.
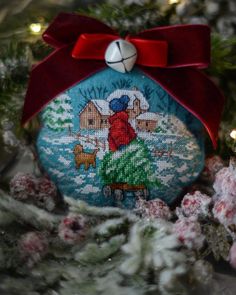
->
[177, 191, 212, 218]
[203, 155, 225, 182]
[136, 197, 172, 220]
[18, 231, 48, 267]
[212, 197, 236, 227]
[58, 214, 88, 244]
[36, 177, 58, 211]
[173, 217, 204, 250]
[10, 172, 37, 200]
[213, 159, 236, 198]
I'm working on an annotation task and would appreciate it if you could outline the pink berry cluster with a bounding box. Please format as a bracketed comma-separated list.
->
[18, 231, 49, 267]
[176, 191, 212, 219]
[58, 213, 88, 244]
[10, 172, 59, 211]
[212, 159, 236, 232]
[135, 197, 172, 220]
[173, 217, 205, 250]
[211, 158, 236, 269]
[173, 191, 210, 250]
[202, 155, 225, 182]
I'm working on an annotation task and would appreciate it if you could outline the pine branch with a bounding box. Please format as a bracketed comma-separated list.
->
[0, 190, 61, 231]
[66, 196, 126, 218]
[74, 235, 126, 264]
[207, 34, 236, 76]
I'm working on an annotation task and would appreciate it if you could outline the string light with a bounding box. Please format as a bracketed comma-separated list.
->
[29, 23, 42, 34]
[168, 0, 180, 4]
[230, 129, 236, 140]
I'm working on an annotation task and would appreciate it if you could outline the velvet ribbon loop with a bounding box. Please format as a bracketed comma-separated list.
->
[72, 34, 169, 67]
[22, 12, 225, 148]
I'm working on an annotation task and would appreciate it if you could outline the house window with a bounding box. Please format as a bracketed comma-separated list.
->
[105, 120, 107, 124]
[138, 121, 140, 125]
[146, 122, 149, 127]
[88, 119, 94, 125]
[135, 101, 139, 106]
[88, 107, 92, 112]
[101, 119, 103, 124]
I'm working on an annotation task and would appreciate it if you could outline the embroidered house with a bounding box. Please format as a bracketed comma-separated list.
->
[136, 112, 158, 132]
[80, 100, 110, 129]
[107, 88, 149, 119]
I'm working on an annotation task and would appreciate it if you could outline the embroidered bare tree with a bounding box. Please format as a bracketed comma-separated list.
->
[142, 84, 154, 102]
[78, 86, 109, 110]
[78, 86, 108, 102]
[111, 79, 132, 90]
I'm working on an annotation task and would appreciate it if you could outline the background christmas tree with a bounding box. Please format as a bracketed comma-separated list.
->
[42, 94, 73, 132]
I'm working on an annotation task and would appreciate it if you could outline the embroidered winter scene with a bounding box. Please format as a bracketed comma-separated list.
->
[37, 68, 204, 208]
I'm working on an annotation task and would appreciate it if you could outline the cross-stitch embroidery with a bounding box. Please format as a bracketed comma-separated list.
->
[37, 68, 204, 208]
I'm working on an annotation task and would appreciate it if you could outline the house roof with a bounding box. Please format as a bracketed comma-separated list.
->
[91, 99, 110, 116]
[136, 112, 158, 121]
[107, 89, 149, 110]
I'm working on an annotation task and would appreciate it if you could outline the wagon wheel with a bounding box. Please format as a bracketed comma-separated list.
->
[103, 185, 112, 197]
[114, 189, 124, 201]
[134, 190, 144, 198]
[143, 189, 149, 200]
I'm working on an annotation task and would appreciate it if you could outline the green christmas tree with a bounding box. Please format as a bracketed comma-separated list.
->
[100, 139, 160, 188]
[42, 94, 73, 132]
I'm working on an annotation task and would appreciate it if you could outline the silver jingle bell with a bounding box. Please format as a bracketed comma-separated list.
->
[105, 39, 137, 73]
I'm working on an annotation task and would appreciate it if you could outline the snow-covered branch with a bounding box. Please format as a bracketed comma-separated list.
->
[0, 190, 61, 231]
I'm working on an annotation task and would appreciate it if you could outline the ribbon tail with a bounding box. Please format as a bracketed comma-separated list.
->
[21, 46, 106, 125]
[140, 66, 225, 148]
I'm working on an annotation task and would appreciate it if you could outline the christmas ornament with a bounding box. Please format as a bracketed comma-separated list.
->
[173, 217, 205, 249]
[176, 191, 212, 218]
[22, 13, 225, 208]
[18, 231, 48, 267]
[58, 213, 88, 244]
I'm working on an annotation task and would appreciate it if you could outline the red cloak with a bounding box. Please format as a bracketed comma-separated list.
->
[108, 111, 137, 152]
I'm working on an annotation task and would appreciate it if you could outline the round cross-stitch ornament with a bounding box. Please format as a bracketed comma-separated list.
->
[22, 13, 225, 209]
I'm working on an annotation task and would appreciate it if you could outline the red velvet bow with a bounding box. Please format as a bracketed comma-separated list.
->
[22, 12, 225, 148]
